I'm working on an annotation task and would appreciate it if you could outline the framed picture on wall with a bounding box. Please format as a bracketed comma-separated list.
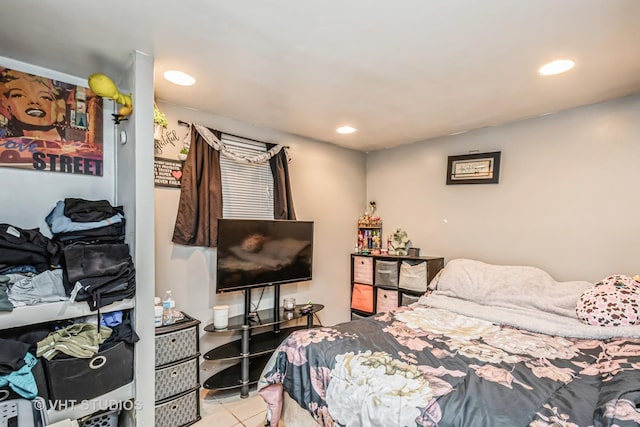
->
[0, 63, 104, 175]
[446, 151, 501, 185]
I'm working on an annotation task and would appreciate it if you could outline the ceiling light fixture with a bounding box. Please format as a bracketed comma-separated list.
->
[538, 59, 575, 76]
[163, 70, 196, 86]
[337, 126, 356, 134]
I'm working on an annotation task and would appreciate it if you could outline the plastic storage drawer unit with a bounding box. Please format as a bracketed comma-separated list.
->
[155, 389, 199, 427]
[155, 357, 199, 402]
[155, 326, 198, 367]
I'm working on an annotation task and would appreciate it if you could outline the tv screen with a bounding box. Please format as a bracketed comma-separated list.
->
[215, 219, 314, 293]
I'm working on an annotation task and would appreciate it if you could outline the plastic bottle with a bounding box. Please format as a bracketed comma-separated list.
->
[162, 291, 175, 325]
[154, 296, 163, 327]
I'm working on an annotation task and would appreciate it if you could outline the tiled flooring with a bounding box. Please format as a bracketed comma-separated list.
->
[195, 388, 269, 427]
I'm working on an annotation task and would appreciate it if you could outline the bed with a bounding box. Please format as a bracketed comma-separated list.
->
[258, 259, 640, 427]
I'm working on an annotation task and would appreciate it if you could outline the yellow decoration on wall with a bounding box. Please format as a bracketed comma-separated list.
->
[88, 73, 133, 120]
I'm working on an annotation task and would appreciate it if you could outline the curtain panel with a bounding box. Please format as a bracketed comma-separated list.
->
[268, 144, 296, 220]
[172, 125, 297, 248]
[172, 128, 223, 247]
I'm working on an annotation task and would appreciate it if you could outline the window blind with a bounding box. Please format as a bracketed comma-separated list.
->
[219, 135, 274, 219]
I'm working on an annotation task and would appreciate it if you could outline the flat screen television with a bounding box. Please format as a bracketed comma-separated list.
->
[215, 219, 314, 293]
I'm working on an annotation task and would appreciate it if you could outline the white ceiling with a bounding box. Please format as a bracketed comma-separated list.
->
[1, 0, 639, 151]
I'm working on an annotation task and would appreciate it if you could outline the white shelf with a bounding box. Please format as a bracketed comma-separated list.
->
[45, 382, 135, 424]
[0, 299, 134, 330]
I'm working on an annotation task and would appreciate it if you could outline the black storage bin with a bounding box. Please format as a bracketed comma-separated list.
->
[0, 356, 49, 404]
[43, 341, 133, 401]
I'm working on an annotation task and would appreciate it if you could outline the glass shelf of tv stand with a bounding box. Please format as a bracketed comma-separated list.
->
[203, 303, 324, 332]
[202, 303, 323, 395]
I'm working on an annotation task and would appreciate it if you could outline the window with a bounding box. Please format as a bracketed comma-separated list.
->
[219, 134, 274, 219]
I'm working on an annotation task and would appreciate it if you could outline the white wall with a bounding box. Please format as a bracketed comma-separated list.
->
[367, 94, 640, 282]
[118, 51, 155, 427]
[153, 101, 366, 336]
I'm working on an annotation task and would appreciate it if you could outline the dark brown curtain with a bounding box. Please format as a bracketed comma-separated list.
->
[172, 126, 223, 247]
[269, 146, 297, 220]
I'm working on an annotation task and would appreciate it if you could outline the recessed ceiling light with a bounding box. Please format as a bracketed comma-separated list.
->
[163, 70, 196, 86]
[538, 59, 575, 76]
[337, 126, 356, 134]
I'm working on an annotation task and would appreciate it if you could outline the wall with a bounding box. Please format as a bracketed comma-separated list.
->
[153, 101, 366, 338]
[117, 51, 155, 427]
[367, 94, 640, 282]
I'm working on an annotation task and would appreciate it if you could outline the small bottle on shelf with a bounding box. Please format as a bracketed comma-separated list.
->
[162, 291, 175, 325]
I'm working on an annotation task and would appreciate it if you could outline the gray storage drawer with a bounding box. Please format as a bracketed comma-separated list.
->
[401, 292, 421, 306]
[155, 388, 200, 427]
[351, 312, 366, 321]
[155, 357, 199, 402]
[155, 326, 198, 367]
[374, 260, 398, 288]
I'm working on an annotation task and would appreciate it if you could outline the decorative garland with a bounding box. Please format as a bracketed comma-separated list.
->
[181, 123, 286, 164]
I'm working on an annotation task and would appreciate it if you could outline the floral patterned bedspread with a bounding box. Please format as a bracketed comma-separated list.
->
[258, 305, 640, 427]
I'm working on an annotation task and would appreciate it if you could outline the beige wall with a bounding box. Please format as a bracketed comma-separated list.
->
[366, 94, 640, 282]
[153, 101, 366, 337]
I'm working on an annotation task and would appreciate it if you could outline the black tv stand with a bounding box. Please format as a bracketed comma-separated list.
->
[203, 284, 324, 398]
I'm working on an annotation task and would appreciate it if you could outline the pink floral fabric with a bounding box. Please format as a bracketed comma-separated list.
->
[576, 275, 640, 327]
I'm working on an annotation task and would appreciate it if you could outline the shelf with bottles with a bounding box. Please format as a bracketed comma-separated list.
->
[356, 202, 383, 255]
[357, 227, 383, 255]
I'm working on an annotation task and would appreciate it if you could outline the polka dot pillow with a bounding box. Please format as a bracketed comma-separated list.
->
[576, 275, 640, 327]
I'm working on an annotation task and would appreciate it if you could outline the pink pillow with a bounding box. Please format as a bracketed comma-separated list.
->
[576, 275, 640, 327]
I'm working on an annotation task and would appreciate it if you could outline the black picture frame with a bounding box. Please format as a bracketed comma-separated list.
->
[154, 157, 183, 188]
[446, 151, 501, 185]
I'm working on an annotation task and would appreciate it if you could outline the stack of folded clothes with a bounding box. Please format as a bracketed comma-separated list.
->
[0, 225, 64, 311]
[45, 198, 135, 311]
[46, 198, 125, 245]
[64, 242, 136, 310]
[0, 199, 135, 312]
[0, 224, 61, 275]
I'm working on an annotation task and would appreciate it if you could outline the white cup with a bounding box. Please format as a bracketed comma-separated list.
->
[283, 297, 296, 311]
[213, 305, 229, 330]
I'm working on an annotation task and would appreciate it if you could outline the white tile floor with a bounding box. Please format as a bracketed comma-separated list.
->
[195, 388, 269, 427]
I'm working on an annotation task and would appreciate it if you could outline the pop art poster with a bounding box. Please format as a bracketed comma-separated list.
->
[0, 66, 104, 176]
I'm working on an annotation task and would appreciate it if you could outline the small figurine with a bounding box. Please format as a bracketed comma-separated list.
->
[389, 228, 409, 256]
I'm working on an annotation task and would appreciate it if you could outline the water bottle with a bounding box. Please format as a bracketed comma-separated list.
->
[162, 291, 175, 325]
